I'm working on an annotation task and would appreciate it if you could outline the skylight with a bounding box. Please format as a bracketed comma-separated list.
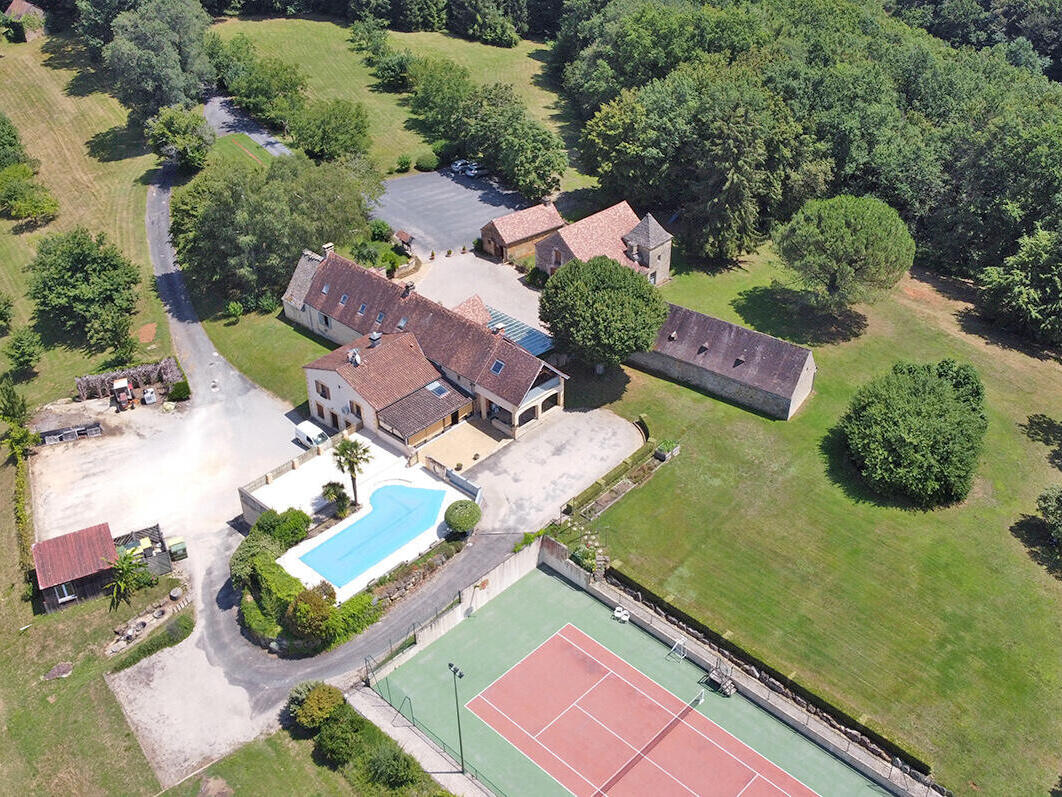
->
[397, 316, 408, 330]
[339, 294, 349, 305]
[427, 381, 449, 397]
[490, 360, 505, 374]
[357, 303, 367, 315]
[376, 311, 385, 323]
[321, 284, 330, 294]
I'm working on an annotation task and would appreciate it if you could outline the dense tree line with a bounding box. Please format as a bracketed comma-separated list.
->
[0, 112, 57, 226]
[170, 153, 382, 299]
[558, 0, 1062, 338]
[352, 31, 568, 198]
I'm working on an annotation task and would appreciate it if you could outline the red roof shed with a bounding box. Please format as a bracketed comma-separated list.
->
[32, 523, 116, 589]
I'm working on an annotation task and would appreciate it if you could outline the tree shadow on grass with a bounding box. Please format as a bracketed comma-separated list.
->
[1010, 514, 1062, 580]
[818, 426, 918, 510]
[731, 283, 868, 346]
[956, 306, 1062, 365]
[40, 35, 109, 98]
[563, 362, 630, 410]
[87, 122, 150, 163]
[1020, 414, 1062, 471]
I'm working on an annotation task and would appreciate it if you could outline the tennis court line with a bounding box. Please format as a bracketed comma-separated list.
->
[466, 622, 572, 707]
[558, 624, 819, 797]
[534, 672, 611, 739]
[736, 774, 765, 797]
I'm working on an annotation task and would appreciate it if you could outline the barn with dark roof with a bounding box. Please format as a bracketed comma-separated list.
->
[628, 304, 816, 419]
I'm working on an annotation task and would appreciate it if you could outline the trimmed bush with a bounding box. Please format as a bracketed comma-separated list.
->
[572, 544, 595, 572]
[841, 359, 987, 506]
[256, 507, 311, 549]
[366, 742, 417, 787]
[111, 613, 194, 672]
[287, 680, 325, 715]
[240, 590, 281, 639]
[285, 588, 334, 639]
[315, 702, 365, 766]
[296, 683, 345, 730]
[368, 218, 392, 241]
[229, 529, 285, 588]
[396, 154, 412, 172]
[414, 152, 439, 171]
[323, 591, 382, 645]
[168, 380, 191, 401]
[250, 555, 304, 623]
[444, 500, 481, 534]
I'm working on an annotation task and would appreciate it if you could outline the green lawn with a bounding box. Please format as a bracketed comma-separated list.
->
[211, 132, 271, 168]
[571, 252, 1062, 794]
[212, 17, 596, 192]
[0, 35, 173, 409]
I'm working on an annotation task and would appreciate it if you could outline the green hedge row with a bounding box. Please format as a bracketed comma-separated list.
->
[324, 592, 382, 647]
[13, 453, 32, 573]
[566, 436, 658, 514]
[250, 554, 304, 623]
[111, 612, 194, 672]
[240, 589, 282, 640]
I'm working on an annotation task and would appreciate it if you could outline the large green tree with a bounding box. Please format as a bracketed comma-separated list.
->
[777, 195, 915, 309]
[26, 228, 140, 352]
[980, 225, 1062, 344]
[290, 99, 370, 161]
[841, 359, 987, 506]
[539, 255, 668, 365]
[103, 0, 215, 120]
[146, 105, 216, 172]
[171, 153, 382, 297]
[74, 0, 138, 58]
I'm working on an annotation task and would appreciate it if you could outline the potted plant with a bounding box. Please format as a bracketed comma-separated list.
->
[654, 438, 680, 462]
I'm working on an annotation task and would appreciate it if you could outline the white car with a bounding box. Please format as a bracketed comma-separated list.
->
[294, 419, 329, 448]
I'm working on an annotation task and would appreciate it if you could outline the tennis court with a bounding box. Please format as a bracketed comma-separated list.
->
[375, 567, 887, 797]
[468, 624, 817, 796]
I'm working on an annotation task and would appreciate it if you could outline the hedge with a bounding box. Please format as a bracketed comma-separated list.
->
[567, 437, 657, 514]
[323, 591, 382, 646]
[250, 554, 304, 623]
[230, 529, 285, 588]
[240, 589, 281, 640]
[13, 453, 32, 573]
[168, 380, 191, 401]
[111, 612, 194, 672]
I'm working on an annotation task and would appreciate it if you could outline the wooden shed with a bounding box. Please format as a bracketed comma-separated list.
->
[32, 523, 117, 613]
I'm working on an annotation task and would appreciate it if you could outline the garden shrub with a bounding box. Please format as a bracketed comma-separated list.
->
[572, 544, 596, 572]
[229, 529, 285, 588]
[414, 152, 439, 171]
[295, 683, 345, 730]
[256, 292, 280, 313]
[168, 380, 191, 401]
[256, 507, 311, 548]
[285, 588, 334, 639]
[526, 266, 549, 288]
[111, 612, 194, 672]
[287, 680, 324, 715]
[240, 590, 281, 639]
[250, 555, 304, 623]
[368, 219, 392, 241]
[323, 591, 382, 645]
[840, 359, 987, 506]
[396, 154, 412, 172]
[444, 500, 481, 534]
[1038, 485, 1062, 544]
[366, 742, 417, 787]
[315, 703, 365, 766]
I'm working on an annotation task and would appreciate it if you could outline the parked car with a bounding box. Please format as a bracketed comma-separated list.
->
[464, 163, 487, 178]
[295, 419, 329, 448]
[450, 159, 468, 174]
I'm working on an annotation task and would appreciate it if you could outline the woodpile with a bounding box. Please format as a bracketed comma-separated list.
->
[75, 357, 182, 401]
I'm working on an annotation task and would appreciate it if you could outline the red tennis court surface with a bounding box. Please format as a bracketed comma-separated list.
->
[467, 624, 820, 797]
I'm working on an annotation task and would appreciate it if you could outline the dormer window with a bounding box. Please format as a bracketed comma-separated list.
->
[357, 303, 367, 315]
[321, 283, 330, 294]
[376, 311, 385, 324]
[491, 360, 505, 375]
[339, 294, 349, 306]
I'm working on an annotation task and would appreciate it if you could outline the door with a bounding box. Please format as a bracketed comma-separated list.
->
[450, 411, 459, 425]
[330, 411, 339, 429]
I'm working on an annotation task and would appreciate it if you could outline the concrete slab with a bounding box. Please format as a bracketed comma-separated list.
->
[416, 417, 509, 471]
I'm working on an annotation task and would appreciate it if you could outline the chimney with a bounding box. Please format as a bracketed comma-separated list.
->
[493, 323, 505, 336]
[369, 331, 382, 348]
[402, 283, 414, 298]
[322, 242, 334, 256]
[347, 347, 361, 366]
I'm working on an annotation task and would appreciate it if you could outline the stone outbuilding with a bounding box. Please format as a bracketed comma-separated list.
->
[480, 203, 565, 262]
[628, 304, 816, 419]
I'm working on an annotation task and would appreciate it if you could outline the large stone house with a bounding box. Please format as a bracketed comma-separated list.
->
[534, 201, 673, 285]
[480, 204, 565, 261]
[284, 247, 566, 449]
[628, 304, 816, 419]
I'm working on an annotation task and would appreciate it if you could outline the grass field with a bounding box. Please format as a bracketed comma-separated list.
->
[569, 252, 1062, 794]
[0, 36, 173, 409]
[212, 18, 595, 192]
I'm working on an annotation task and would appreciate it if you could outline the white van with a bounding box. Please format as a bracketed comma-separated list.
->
[295, 419, 329, 448]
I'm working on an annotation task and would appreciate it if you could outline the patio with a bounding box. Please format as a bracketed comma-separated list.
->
[416, 416, 509, 471]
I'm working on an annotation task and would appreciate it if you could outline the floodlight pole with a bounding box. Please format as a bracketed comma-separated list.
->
[448, 662, 465, 773]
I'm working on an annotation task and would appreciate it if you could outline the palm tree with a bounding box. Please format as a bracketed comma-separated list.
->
[322, 480, 351, 517]
[332, 438, 372, 509]
[105, 549, 149, 609]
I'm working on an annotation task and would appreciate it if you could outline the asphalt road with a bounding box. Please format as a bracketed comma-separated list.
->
[374, 169, 527, 255]
[203, 94, 292, 156]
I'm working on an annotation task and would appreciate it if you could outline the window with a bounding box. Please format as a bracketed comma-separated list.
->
[315, 380, 330, 399]
[55, 582, 76, 603]
[656, 253, 661, 261]
[318, 312, 331, 328]
[339, 294, 349, 305]
[321, 283, 330, 294]
[491, 360, 505, 375]
[375, 311, 385, 324]
[357, 303, 367, 315]
[348, 401, 361, 419]
[427, 380, 449, 397]
[397, 316, 408, 330]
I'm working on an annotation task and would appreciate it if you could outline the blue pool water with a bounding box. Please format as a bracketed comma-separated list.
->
[300, 484, 446, 588]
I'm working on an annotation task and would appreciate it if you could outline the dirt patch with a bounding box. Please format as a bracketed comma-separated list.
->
[197, 776, 234, 797]
[137, 322, 157, 343]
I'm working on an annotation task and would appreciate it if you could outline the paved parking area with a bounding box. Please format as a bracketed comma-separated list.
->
[373, 170, 526, 255]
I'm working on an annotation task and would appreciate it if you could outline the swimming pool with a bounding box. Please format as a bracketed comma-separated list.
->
[299, 484, 447, 589]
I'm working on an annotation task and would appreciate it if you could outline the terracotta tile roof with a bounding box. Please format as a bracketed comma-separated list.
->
[305, 333, 442, 411]
[395, 230, 413, 245]
[651, 304, 814, 399]
[378, 382, 471, 438]
[5, 0, 44, 19]
[300, 253, 558, 406]
[453, 294, 491, 325]
[33, 523, 116, 590]
[623, 213, 672, 250]
[483, 204, 565, 246]
[552, 201, 642, 268]
[284, 250, 323, 309]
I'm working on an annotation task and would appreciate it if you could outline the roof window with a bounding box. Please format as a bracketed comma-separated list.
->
[339, 294, 349, 306]
[376, 311, 385, 323]
[490, 360, 505, 375]
[397, 316, 408, 330]
[427, 381, 449, 397]
[357, 303, 367, 315]
[321, 283, 330, 294]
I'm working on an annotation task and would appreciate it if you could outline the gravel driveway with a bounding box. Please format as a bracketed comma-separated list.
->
[374, 170, 527, 256]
